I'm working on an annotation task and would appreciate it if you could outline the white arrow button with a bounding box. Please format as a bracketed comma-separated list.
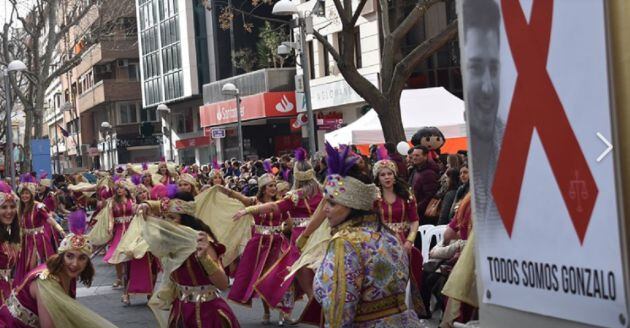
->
[596, 132, 613, 162]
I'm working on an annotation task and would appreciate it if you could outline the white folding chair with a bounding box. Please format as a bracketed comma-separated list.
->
[432, 225, 448, 246]
[418, 224, 434, 264]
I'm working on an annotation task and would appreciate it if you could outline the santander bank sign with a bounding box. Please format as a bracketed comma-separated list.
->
[200, 92, 297, 127]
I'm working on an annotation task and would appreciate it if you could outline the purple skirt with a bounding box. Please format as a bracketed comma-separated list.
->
[169, 297, 240, 327]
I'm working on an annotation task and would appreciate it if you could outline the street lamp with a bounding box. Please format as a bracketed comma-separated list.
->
[157, 104, 174, 162]
[273, 0, 319, 156]
[100, 121, 114, 169]
[3, 60, 26, 189]
[221, 83, 244, 161]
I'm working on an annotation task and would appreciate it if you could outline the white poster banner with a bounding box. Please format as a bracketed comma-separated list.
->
[460, 0, 627, 327]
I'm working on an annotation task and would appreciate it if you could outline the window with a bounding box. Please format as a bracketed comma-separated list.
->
[118, 103, 138, 124]
[354, 27, 362, 68]
[174, 107, 193, 133]
[128, 63, 138, 81]
[141, 108, 158, 122]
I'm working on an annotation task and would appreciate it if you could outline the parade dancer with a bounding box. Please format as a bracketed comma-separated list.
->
[233, 148, 323, 314]
[178, 173, 200, 196]
[373, 158, 426, 316]
[156, 162, 177, 185]
[141, 192, 240, 328]
[15, 175, 65, 284]
[313, 143, 421, 327]
[0, 182, 20, 306]
[0, 210, 117, 327]
[222, 167, 295, 325]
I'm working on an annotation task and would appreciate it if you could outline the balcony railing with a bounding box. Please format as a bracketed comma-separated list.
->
[202, 68, 296, 104]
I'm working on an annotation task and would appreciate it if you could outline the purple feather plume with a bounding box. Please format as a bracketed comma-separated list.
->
[326, 142, 358, 176]
[19, 173, 36, 183]
[212, 160, 220, 170]
[294, 147, 308, 162]
[112, 175, 121, 183]
[142, 162, 148, 171]
[182, 166, 189, 174]
[131, 174, 142, 186]
[0, 181, 12, 194]
[376, 145, 389, 161]
[39, 170, 48, 180]
[68, 209, 87, 235]
[263, 159, 273, 174]
[166, 183, 178, 198]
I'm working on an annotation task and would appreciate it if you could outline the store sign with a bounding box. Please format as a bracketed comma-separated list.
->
[200, 92, 297, 127]
[462, 1, 626, 327]
[117, 136, 161, 148]
[297, 73, 379, 112]
[211, 128, 226, 139]
[175, 136, 213, 149]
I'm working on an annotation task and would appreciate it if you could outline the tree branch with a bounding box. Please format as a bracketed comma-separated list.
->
[351, 0, 369, 26]
[379, 0, 390, 37]
[388, 19, 458, 96]
[332, 0, 349, 26]
[391, 0, 441, 42]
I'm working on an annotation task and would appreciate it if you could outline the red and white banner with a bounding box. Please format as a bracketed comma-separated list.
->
[200, 92, 297, 127]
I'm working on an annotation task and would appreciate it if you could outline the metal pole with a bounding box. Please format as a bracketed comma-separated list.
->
[53, 114, 60, 174]
[110, 132, 114, 169]
[236, 95, 244, 161]
[4, 71, 15, 189]
[298, 18, 316, 155]
[168, 112, 174, 162]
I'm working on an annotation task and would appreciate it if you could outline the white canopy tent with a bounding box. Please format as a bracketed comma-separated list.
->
[325, 87, 467, 146]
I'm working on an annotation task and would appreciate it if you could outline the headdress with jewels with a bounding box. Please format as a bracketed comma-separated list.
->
[293, 147, 316, 182]
[372, 145, 398, 178]
[0, 181, 16, 206]
[18, 173, 38, 195]
[323, 143, 378, 211]
[58, 210, 93, 256]
[258, 159, 276, 188]
[38, 171, 52, 188]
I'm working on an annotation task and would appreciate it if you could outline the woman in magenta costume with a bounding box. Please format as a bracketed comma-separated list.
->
[233, 148, 323, 311]
[0, 211, 117, 328]
[373, 157, 426, 316]
[156, 162, 177, 185]
[35, 177, 62, 249]
[0, 182, 20, 306]
[221, 164, 295, 325]
[14, 175, 65, 285]
[141, 191, 240, 328]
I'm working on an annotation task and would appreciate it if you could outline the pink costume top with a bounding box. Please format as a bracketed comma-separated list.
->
[102, 199, 134, 263]
[20, 202, 49, 233]
[3, 267, 76, 328]
[276, 191, 323, 229]
[0, 243, 19, 304]
[168, 254, 240, 327]
[375, 195, 419, 240]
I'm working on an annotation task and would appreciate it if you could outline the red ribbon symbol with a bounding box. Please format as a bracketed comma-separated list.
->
[492, 0, 598, 244]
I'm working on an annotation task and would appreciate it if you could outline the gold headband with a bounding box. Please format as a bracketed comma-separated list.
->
[58, 234, 93, 256]
[294, 169, 316, 182]
[372, 160, 398, 177]
[324, 174, 378, 211]
[257, 173, 275, 188]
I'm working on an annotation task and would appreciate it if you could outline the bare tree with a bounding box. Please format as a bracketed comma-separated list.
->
[313, 0, 458, 143]
[0, 0, 136, 171]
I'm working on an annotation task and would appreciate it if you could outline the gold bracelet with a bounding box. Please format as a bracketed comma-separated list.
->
[197, 254, 221, 276]
[245, 206, 258, 215]
[407, 230, 417, 243]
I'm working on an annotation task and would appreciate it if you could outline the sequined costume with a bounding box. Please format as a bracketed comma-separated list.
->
[314, 215, 421, 327]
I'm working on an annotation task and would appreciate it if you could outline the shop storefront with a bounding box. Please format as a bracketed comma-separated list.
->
[200, 91, 300, 160]
[175, 135, 215, 165]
